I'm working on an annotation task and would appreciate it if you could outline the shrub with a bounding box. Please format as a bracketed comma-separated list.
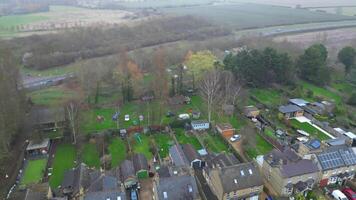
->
[348, 93, 356, 106]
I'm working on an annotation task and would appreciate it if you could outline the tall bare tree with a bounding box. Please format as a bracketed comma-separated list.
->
[66, 101, 79, 144]
[221, 70, 241, 106]
[199, 70, 223, 122]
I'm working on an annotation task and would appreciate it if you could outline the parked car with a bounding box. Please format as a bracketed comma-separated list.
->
[131, 188, 139, 200]
[125, 114, 130, 121]
[332, 190, 348, 200]
[166, 111, 175, 117]
[342, 188, 356, 200]
[178, 113, 190, 120]
[230, 134, 241, 142]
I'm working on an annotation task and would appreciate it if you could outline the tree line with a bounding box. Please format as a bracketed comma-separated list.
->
[223, 44, 356, 88]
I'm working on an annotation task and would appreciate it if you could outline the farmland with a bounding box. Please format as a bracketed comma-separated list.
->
[0, 5, 139, 37]
[161, 4, 356, 30]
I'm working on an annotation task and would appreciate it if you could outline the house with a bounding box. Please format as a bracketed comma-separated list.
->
[295, 139, 323, 157]
[278, 105, 304, 119]
[153, 175, 200, 200]
[204, 162, 263, 200]
[24, 183, 53, 200]
[315, 145, 356, 187]
[26, 138, 50, 157]
[119, 160, 138, 189]
[61, 163, 93, 198]
[84, 174, 126, 200]
[204, 152, 240, 169]
[181, 144, 204, 169]
[216, 123, 235, 138]
[262, 148, 320, 197]
[289, 98, 309, 107]
[133, 153, 149, 179]
[243, 105, 260, 118]
[169, 144, 190, 167]
[191, 120, 210, 131]
[29, 106, 66, 132]
[321, 101, 335, 113]
[222, 104, 235, 116]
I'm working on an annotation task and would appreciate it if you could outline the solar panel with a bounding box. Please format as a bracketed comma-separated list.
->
[339, 148, 356, 166]
[317, 150, 345, 170]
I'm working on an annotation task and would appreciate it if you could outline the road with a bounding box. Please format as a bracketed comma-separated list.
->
[20, 73, 74, 90]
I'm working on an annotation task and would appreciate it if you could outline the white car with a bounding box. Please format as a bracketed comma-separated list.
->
[124, 115, 130, 121]
[230, 135, 241, 142]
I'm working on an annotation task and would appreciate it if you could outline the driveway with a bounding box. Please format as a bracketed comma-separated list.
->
[139, 179, 154, 200]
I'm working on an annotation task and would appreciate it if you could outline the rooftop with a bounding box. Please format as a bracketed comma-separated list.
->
[26, 138, 50, 151]
[289, 98, 309, 107]
[216, 162, 263, 193]
[169, 145, 189, 167]
[278, 104, 303, 114]
[316, 146, 356, 171]
[157, 175, 199, 200]
[216, 123, 234, 131]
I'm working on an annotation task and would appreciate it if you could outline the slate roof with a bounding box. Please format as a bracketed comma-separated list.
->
[264, 148, 319, 178]
[181, 144, 200, 163]
[281, 159, 319, 178]
[289, 98, 309, 107]
[133, 153, 149, 173]
[205, 152, 240, 168]
[169, 145, 189, 167]
[157, 175, 199, 200]
[120, 160, 135, 181]
[278, 105, 303, 113]
[216, 162, 263, 193]
[87, 175, 118, 193]
[325, 138, 346, 146]
[61, 163, 92, 195]
[84, 191, 126, 200]
[157, 166, 171, 178]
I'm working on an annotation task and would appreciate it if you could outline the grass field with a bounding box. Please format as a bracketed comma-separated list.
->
[162, 4, 356, 30]
[81, 143, 100, 168]
[82, 100, 168, 133]
[202, 133, 229, 153]
[290, 119, 331, 140]
[108, 137, 127, 168]
[21, 159, 47, 186]
[301, 81, 342, 104]
[174, 128, 202, 150]
[0, 15, 48, 36]
[29, 86, 78, 106]
[245, 134, 273, 159]
[131, 134, 153, 160]
[49, 144, 76, 188]
[152, 133, 174, 158]
[250, 88, 284, 106]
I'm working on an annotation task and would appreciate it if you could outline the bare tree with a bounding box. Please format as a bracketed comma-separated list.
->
[199, 70, 223, 122]
[221, 70, 241, 106]
[66, 101, 79, 144]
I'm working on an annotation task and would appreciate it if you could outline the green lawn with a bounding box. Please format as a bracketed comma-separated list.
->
[202, 133, 229, 153]
[21, 159, 47, 186]
[174, 128, 202, 150]
[245, 134, 273, 159]
[290, 119, 331, 140]
[49, 144, 76, 188]
[29, 86, 78, 106]
[301, 81, 342, 104]
[250, 88, 283, 106]
[81, 143, 100, 168]
[131, 134, 153, 160]
[331, 81, 355, 94]
[108, 137, 127, 168]
[82, 100, 168, 134]
[0, 14, 48, 36]
[152, 133, 174, 158]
